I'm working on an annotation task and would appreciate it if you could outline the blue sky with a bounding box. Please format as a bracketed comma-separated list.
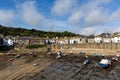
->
[0, 0, 120, 35]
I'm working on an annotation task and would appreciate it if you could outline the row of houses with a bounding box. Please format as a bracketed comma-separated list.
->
[19, 33, 120, 45]
[94, 33, 120, 43]
[0, 32, 120, 47]
[54, 33, 120, 44]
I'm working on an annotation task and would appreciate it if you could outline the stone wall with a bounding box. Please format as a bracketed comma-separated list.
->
[52, 43, 120, 50]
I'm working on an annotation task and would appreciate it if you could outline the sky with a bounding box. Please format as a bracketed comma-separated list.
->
[0, 0, 120, 35]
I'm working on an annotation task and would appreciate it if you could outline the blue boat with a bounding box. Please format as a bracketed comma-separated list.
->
[15, 54, 21, 58]
[99, 63, 108, 67]
[80, 52, 85, 54]
[93, 53, 98, 57]
[99, 59, 111, 68]
[83, 59, 89, 64]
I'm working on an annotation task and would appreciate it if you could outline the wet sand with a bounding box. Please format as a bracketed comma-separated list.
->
[52, 48, 120, 56]
[0, 48, 120, 80]
[19, 53, 120, 80]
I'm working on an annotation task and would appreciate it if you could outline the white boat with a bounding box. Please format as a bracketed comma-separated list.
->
[99, 59, 111, 68]
[56, 51, 62, 59]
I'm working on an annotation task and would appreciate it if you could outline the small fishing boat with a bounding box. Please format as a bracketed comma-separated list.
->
[15, 54, 21, 58]
[99, 59, 111, 68]
[47, 52, 52, 56]
[80, 52, 85, 54]
[7, 58, 14, 62]
[112, 56, 120, 62]
[56, 51, 62, 59]
[83, 59, 89, 65]
[93, 53, 98, 57]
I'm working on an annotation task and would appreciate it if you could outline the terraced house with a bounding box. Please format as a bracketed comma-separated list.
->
[111, 33, 120, 43]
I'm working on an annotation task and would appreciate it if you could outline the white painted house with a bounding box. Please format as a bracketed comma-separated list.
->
[95, 33, 112, 43]
[103, 38, 111, 43]
[69, 39, 74, 44]
[87, 36, 95, 43]
[112, 37, 120, 43]
[3, 38, 14, 46]
[7, 39, 14, 46]
[58, 40, 64, 44]
[94, 36, 102, 43]
[74, 38, 83, 44]
[64, 39, 69, 44]
[68, 37, 83, 44]
[111, 34, 120, 43]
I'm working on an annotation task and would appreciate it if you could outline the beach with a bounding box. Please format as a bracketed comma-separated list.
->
[0, 48, 120, 80]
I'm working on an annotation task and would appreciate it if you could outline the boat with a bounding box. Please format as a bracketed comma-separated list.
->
[99, 59, 111, 68]
[56, 51, 62, 59]
[15, 54, 21, 58]
[47, 52, 51, 55]
[83, 59, 89, 65]
[112, 57, 120, 61]
[93, 53, 98, 57]
[80, 52, 85, 54]
[7, 58, 14, 62]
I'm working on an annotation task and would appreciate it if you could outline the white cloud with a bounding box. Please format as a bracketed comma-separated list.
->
[110, 8, 120, 21]
[51, 0, 76, 16]
[79, 25, 120, 36]
[67, 0, 120, 35]
[42, 19, 54, 28]
[0, 10, 14, 23]
[17, 1, 44, 26]
[84, 9, 108, 26]
[104, 26, 120, 33]
[68, 11, 83, 24]
[0, 0, 119, 36]
[68, 0, 111, 26]
[80, 27, 99, 35]
[112, 27, 120, 32]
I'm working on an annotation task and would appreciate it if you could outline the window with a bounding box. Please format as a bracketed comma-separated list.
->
[118, 40, 120, 43]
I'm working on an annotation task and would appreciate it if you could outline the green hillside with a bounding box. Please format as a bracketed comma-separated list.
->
[0, 25, 80, 38]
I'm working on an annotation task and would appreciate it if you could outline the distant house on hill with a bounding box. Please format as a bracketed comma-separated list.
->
[87, 35, 95, 43]
[29, 38, 52, 45]
[18, 37, 31, 46]
[103, 37, 111, 43]
[94, 35, 102, 43]
[0, 37, 14, 50]
[95, 33, 112, 43]
[111, 33, 120, 43]
[2, 38, 14, 46]
[61, 36, 86, 44]
[73, 37, 86, 44]
[103, 34, 111, 43]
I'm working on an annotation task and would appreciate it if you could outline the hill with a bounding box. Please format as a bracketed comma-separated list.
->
[0, 25, 80, 38]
